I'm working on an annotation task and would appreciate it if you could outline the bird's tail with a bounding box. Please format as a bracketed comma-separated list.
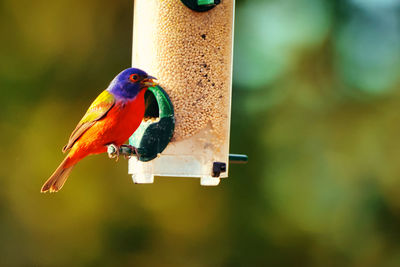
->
[41, 157, 75, 193]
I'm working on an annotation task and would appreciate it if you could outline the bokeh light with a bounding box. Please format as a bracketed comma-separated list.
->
[1, 0, 400, 266]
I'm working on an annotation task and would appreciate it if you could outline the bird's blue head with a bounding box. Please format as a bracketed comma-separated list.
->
[107, 68, 157, 99]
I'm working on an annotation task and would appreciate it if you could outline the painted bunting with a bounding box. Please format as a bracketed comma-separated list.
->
[41, 68, 157, 193]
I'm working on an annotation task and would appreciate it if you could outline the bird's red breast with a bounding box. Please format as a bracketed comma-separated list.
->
[65, 89, 147, 167]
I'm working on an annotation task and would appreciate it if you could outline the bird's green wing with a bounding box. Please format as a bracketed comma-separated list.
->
[62, 90, 115, 152]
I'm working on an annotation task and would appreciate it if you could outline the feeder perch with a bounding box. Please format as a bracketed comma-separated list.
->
[129, 85, 175, 162]
[129, 0, 243, 186]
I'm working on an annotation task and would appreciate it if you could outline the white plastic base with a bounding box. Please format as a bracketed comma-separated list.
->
[131, 174, 220, 186]
[128, 127, 228, 187]
[131, 173, 154, 184]
[200, 176, 220, 186]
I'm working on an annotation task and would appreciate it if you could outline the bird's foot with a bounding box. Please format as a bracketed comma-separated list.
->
[120, 145, 141, 160]
[107, 144, 120, 162]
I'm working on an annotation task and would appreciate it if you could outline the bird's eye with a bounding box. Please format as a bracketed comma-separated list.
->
[129, 74, 139, 82]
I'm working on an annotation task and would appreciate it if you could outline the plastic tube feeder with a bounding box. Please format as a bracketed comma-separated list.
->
[130, 0, 238, 186]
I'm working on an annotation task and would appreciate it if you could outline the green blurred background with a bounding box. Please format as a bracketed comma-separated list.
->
[1, 0, 400, 266]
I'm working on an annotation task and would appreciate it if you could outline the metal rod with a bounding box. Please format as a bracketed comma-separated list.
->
[107, 145, 136, 158]
[229, 154, 248, 164]
[108, 145, 248, 165]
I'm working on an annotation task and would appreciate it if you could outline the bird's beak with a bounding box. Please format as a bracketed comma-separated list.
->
[141, 75, 158, 87]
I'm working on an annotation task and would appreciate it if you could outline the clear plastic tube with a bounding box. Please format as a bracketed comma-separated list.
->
[130, 0, 235, 185]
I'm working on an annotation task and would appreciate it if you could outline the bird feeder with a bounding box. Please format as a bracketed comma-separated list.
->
[128, 0, 243, 186]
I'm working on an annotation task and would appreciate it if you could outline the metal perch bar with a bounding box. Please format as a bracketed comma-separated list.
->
[228, 154, 248, 164]
[107, 145, 136, 158]
[108, 145, 248, 164]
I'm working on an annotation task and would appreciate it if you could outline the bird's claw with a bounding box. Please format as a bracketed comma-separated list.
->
[107, 144, 120, 162]
[133, 146, 140, 161]
[120, 145, 141, 160]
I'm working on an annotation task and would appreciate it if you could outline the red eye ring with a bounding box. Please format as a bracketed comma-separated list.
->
[129, 74, 139, 82]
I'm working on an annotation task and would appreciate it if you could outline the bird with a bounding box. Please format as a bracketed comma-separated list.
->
[41, 68, 157, 193]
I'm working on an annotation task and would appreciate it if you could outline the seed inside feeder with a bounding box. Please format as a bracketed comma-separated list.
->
[133, 0, 234, 151]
